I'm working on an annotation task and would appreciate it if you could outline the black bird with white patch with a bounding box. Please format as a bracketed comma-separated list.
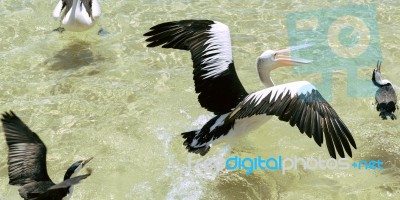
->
[144, 20, 357, 159]
[372, 61, 398, 120]
[1, 111, 92, 200]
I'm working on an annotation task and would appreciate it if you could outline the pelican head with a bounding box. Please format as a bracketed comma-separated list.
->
[373, 60, 391, 86]
[257, 44, 313, 87]
[373, 60, 383, 77]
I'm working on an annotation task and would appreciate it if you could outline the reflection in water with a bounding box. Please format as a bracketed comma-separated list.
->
[44, 41, 94, 70]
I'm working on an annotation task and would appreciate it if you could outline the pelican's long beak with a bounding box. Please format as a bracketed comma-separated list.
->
[82, 157, 93, 167]
[376, 60, 382, 72]
[275, 44, 313, 66]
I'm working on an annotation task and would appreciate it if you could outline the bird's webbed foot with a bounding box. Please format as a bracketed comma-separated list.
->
[53, 27, 65, 33]
[379, 112, 388, 120]
[98, 28, 110, 36]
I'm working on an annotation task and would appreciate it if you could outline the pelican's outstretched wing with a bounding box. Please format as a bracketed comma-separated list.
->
[1, 111, 52, 185]
[228, 81, 357, 158]
[144, 20, 248, 114]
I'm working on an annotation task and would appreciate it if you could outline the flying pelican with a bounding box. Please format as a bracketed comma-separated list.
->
[52, 0, 101, 33]
[1, 111, 92, 200]
[144, 20, 357, 159]
[372, 61, 398, 120]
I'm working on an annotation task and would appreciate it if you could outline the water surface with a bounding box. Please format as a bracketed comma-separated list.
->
[0, 0, 400, 199]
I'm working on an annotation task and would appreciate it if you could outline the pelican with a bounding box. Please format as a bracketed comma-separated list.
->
[1, 111, 92, 200]
[52, 0, 101, 32]
[372, 61, 398, 120]
[144, 20, 357, 158]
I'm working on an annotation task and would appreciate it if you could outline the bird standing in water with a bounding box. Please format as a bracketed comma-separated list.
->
[1, 111, 92, 200]
[372, 61, 398, 120]
[52, 0, 103, 34]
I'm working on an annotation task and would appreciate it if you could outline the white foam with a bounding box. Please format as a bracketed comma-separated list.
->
[166, 145, 231, 200]
[159, 116, 232, 200]
[191, 114, 213, 128]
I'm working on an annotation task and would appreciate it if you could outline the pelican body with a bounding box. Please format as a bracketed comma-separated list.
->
[144, 20, 357, 159]
[1, 111, 92, 200]
[53, 0, 101, 32]
[372, 61, 398, 120]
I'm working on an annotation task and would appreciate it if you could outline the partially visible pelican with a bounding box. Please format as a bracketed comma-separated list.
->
[372, 61, 398, 120]
[144, 20, 357, 159]
[1, 111, 92, 200]
[52, 0, 101, 33]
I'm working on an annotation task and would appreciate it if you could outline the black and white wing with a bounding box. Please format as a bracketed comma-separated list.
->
[53, 0, 101, 20]
[1, 111, 52, 185]
[228, 81, 357, 158]
[80, 0, 93, 17]
[144, 20, 248, 115]
[34, 173, 91, 200]
[81, 0, 101, 18]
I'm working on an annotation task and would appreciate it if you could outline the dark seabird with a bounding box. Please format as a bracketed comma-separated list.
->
[1, 111, 92, 200]
[144, 20, 357, 159]
[372, 61, 398, 120]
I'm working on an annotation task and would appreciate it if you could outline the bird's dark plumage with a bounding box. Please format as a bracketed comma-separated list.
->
[32, 173, 91, 200]
[145, 20, 248, 115]
[1, 111, 91, 200]
[1, 111, 51, 186]
[372, 61, 397, 120]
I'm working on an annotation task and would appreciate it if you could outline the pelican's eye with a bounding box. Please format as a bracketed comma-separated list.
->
[273, 53, 277, 59]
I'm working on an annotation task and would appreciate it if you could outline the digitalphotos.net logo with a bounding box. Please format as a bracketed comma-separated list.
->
[287, 3, 381, 101]
[225, 156, 383, 175]
[185, 145, 384, 176]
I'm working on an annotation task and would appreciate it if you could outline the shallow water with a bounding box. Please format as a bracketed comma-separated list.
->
[0, 0, 400, 199]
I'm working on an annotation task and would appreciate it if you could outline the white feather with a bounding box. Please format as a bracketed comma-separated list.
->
[201, 21, 232, 79]
[52, 0, 63, 19]
[221, 115, 271, 143]
[91, 0, 101, 19]
[192, 114, 271, 148]
[247, 81, 316, 106]
[209, 113, 229, 132]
